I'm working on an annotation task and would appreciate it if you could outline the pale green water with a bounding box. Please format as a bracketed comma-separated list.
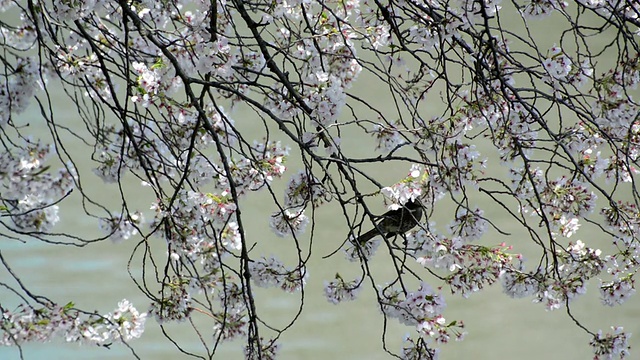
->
[1, 5, 640, 360]
[2, 96, 639, 360]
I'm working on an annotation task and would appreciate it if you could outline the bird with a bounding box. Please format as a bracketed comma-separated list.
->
[355, 198, 423, 244]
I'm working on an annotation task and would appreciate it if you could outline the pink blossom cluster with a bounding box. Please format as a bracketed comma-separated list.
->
[520, 0, 568, 19]
[410, 229, 512, 298]
[372, 122, 404, 153]
[0, 57, 43, 126]
[148, 277, 193, 323]
[1, 300, 145, 346]
[502, 240, 604, 310]
[212, 282, 250, 341]
[324, 275, 362, 304]
[248, 256, 307, 293]
[1, 140, 75, 232]
[99, 211, 143, 243]
[269, 207, 309, 237]
[283, 170, 329, 208]
[381, 282, 465, 344]
[540, 45, 595, 91]
[590, 327, 631, 360]
[150, 189, 239, 263]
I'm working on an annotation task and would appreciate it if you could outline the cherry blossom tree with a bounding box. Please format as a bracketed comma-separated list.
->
[1, 0, 639, 359]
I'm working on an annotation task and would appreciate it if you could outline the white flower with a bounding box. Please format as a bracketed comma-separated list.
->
[559, 216, 580, 238]
[107, 299, 147, 341]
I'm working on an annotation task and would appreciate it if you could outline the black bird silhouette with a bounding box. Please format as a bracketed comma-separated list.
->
[356, 199, 423, 243]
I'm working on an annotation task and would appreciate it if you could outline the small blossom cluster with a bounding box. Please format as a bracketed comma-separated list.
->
[230, 140, 290, 193]
[542, 240, 604, 308]
[500, 269, 539, 299]
[212, 308, 248, 341]
[410, 229, 513, 297]
[527, 176, 596, 239]
[212, 281, 249, 341]
[372, 122, 404, 153]
[448, 0, 502, 28]
[520, 0, 568, 19]
[1, 300, 146, 346]
[249, 256, 307, 293]
[54, 44, 98, 80]
[92, 121, 177, 184]
[598, 200, 640, 306]
[600, 275, 636, 307]
[283, 170, 329, 209]
[130, 62, 160, 107]
[206, 104, 239, 147]
[411, 230, 464, 272]
[447, 207, 488, 242]
[98, 211, 143, 243]
[148, 277, 193, 323]
[308, 76, 349, 127]
[343, 237, 383, 262]
[269, 162, 326, 239]
[457, 87, 540, 164]
[508, 165, 543, 201]
[158, 104, 233, 157]
[0, 10, 37, 51]
[324, 274, 362, 304]
[414, 112, 490, 192]
[48, 0, 100, 21]
[248, 140, 289, 185]
[408, 19, 443, 52]
[92, 144, 127, 184]
[263, 4, 364, 128]
[601, 201, 640, 244]
[502, 240, 604, 310]
[542, 45, 573, 81]
[150, 190, 239, 267]
[0, 56, 43, 126]
[541, 45, 593, 91]
[269, 208, 310, 237]
[590, 326, 631, 360]
[1, 139, 76, 232]
[444, 244, 513, 298]
[185, 155, 225, 187]
[438, 143, 486, 190]
[590, 61, 640, 168]
[381, 283, 464, 343]
[380, 164, 427, 210]
[569, 138, 610, 182]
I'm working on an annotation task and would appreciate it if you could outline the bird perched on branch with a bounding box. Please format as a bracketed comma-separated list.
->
[355, 199, 423, 243]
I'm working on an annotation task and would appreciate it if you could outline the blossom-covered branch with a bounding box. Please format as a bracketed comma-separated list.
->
[1, 0, 639, 359]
